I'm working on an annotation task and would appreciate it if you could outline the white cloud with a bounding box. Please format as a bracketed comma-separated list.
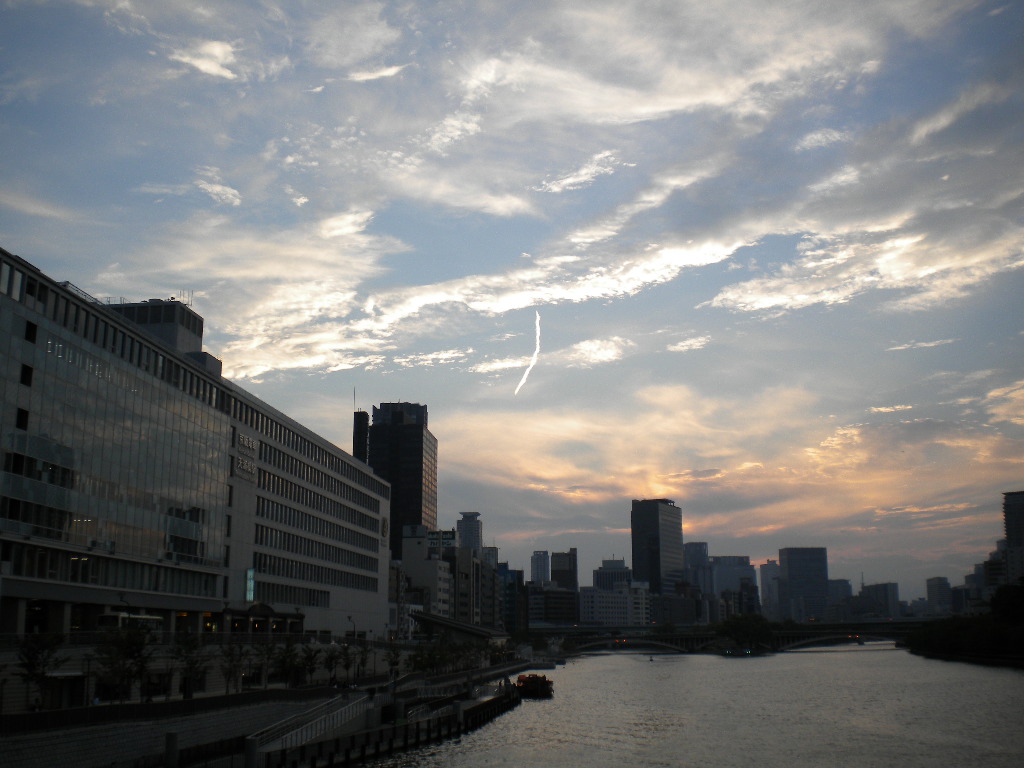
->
[348, 64, 408, 82]
[668, 336, 711, 352]
[795, 128, 851, 151]
[535, 151, 622, 193]
[887, 339, 957, 352]
[195, 180, 241, 206]
[169, 40, 238, 79]
[565, 337, 634, 367]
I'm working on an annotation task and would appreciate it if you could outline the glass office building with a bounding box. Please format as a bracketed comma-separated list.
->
[0, 247, 389, 639]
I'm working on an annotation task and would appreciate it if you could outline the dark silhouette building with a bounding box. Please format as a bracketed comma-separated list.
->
[360, 402, 437, 560]
[551, 547, 579, 591]
[778, 547, 829, 622]
[630, 498, 684, 595]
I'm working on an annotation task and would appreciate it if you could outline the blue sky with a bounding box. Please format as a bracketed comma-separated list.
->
[2, 0, 1022, 599]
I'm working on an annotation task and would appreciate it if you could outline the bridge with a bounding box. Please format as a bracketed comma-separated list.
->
[539, 620, 929, 654]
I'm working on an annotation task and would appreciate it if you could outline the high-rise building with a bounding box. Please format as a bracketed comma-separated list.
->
[778, 547, 829, 622]
[457, 511, 483, 551]
[926, 576, 952, 616]
[710, 555, 757, 595]
[759, 559, 781, 621]
[593, 558, 632, 591]
[551, 547, 579, 591]
[858, 582, 899, 619]
[0, 248, 390, 645]
[1003, 490, 1024, 586]
[630, 498, 684, 595]
[362, 402, 438, 560]
[530, 550, 550, 584]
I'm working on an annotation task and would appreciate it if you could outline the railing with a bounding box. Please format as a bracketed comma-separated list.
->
[250, 690, 395, 753]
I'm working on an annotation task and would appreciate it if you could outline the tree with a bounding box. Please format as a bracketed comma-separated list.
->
[273, 640, 301, 687]
[321, 643, 343, 685]
[250, 641, 278, 689]
[94, 626, 154, 703]
[384, 641, 403, 680]
[300, 644, 322, 685]
[17, 634, 67, 710]
[171, 633, 210, 700]
[218, 643, 250, 694]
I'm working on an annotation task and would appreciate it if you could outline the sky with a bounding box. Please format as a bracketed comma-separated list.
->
[2, 1, 1022, 601]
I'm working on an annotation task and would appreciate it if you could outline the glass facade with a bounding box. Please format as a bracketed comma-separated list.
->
[0, 248, 389, 638]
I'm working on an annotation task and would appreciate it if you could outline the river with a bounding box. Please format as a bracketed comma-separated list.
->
[365, 644, 1024, 768]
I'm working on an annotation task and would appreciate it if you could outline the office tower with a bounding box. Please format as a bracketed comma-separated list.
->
[631, 498, 684, 595]
[551, 547, 579, 591]
[710, 555, 757, 595]
[759, 559, 781, 621]
[926, 576, 952, 616]
[457, 511, 483, 551]
[859, 582, 899, 619]
[778, 547, 829, 622]
[531, 550, 550, 584]
[1004, 490, 1024, 586]
[828, 578, 853, 605]
[364, 402, 438, 560]
[0, 248, 389, 646]
[593, 558, 632, 591]
[1005, 490, 1024, 546]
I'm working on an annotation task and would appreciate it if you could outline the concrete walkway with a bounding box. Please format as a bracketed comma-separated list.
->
[1, 698, 324, 768]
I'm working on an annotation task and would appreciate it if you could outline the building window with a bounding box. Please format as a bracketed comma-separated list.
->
[15, 408, 29, 431]
[20, 364, 33, 387]
[24, 321, 37, 343]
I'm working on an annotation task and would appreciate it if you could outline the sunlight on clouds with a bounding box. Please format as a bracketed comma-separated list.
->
[535, 151, 622, 193]
[668, 336, 711, 352]
[169, 41, 237, 79]
[886, 339, 957, 351]
[348, 64, 408, 82]
[565, 337, 634, 367]
[984, 380, 1024, 426]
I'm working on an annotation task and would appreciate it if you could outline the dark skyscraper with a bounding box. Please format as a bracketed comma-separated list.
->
[363, 402, 438, 560]
[778, 547, 829, 622]
[630, 498, 684, 595]
[1004, 490, 1024, 547]
[551, 547, 579, 591]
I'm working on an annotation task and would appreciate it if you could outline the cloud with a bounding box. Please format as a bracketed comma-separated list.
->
[886, 339, 957, 352]
[564, 337, 634, 367]
[0, 189, 82, 221]
[869, 405, 913, 413]
[305, 2, 400, 69]
[535, 151, 623, 193]
[169, 40, 238, 79]
[795, 129, 852, 152]
[348, 64, 408, 82]
[984, 380, 1024, 426]
[668, 336, 711, 352]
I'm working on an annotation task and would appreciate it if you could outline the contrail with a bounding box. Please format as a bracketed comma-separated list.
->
[514, 310, 541, 396]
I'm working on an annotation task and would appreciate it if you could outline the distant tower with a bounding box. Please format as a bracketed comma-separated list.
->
[362, 402, 438, 560]
[778, 547, 828, 622]
[530, 551, 550, 584]
[630, 499, 684, 595]
[759, 559, 781, 621]
[1004, 490, 1024, 586]
[457, 512, 483, 552]
[593, 559, 632, 591]
[926, 576, 952, 616]
[551, 548, 579, 591]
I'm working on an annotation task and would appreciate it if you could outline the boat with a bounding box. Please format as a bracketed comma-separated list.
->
[515, 673, 554, 699]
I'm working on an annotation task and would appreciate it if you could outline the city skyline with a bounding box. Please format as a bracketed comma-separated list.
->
[2, 2, 1023, 601]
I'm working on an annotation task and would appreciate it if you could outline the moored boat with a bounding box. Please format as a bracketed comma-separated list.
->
[516, 673, 554, 698]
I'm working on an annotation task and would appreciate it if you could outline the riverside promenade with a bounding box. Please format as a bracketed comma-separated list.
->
[0, 662, 534, 768]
